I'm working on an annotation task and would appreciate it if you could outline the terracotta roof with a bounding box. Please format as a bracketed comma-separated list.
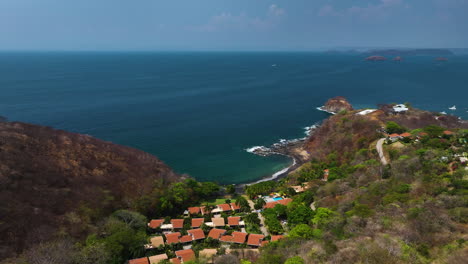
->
[400, 132, 412, 137]
[218, 203, 232, 211]
[179, 235, 192, 243]
[264, 198, 293, 209]
[148, 254, 168, 263]
[419, 132, 428, 136]
[188, 229, 205, 240]
[212, 217, 225, 227]
[232, 232, 248, 244]
[227, 217, 241, 226]
[389, 133, 400, 138]
[230, 202, 241, 210]
[444, 130, 454, 135]
[175, 249, 195, 263]
[170, 258, 181, 264]
[247, 234, 265, 246]
[191, 218, 204, 228]
[171, 219, 184, 229]
[188, 207, 201, 215]
[271, 235, 284, 242]
[148, 219, 164, 229]
[220, 235, 235, 243]
[165, 232, 181, 244]
[200, 206, 207, 215]
[150, 236, 164, 248]
[129, 257, 149, 264]
[261, 241, 269, 247]
[208, 228, 226, 239]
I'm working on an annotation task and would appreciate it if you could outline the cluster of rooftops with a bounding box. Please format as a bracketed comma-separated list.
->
[387, 130, 455, 141]
[129, 198, 292, 263]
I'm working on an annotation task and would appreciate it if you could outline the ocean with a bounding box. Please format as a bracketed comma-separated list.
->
[0, 52, 467, 184]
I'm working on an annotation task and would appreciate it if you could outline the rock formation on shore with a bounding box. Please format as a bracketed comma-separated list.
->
[321, 96, 353, 113]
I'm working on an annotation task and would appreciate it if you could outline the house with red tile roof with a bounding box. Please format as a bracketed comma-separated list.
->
[400, 132, 412, 138]
[208, 228, 226, 240]
[170, 258, 181, 264]
[191, 218, 204, 228]
[128, 257, 149, 264]
[230, 202, 241, 211]
[218, 203, 232, 212]
[227, 216, 243, 227]
[388, 133, 401, 141]
[179, 235, 192, 244]
[271, 235, 284, 242]
[261, 241, 269, 247]
[188, 229, 205, 241]
[165, 232, 181, 244]
[171, 219, 185, 230]
[148, 219, 164, 229]
[175, 249, 196, 263]
[264, 198, 293, 209]
[188, 207, 201, 215]
[220, 231, 248, 244]
[247, 234, 265, 247]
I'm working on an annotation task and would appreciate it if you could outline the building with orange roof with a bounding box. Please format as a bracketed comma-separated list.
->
[264, 198, 293, 209]
[171, 219, 185, 229]
[165, 232, 181, 244]
[230, 202, 241, 211]
[400, 132, 412, 138]
[220, 232, 247, 244]
[227, 216, 240, 226]
[191, 218, 204, 228]
[170, 258, 181, 264]
[261, 241, 269, 247]
[179, 235, 192, 244]
[271, 235, 284, 242]
[175, 249, 196, 263]
[188, 207, 201, 215]
[217, 203, 232, 212]
[148, 219, 164, 229]
[247, 234, 265, 247]
[128, 257, 149, 264]
[208, 228, 226, 240]
[188, 229, 205, 241]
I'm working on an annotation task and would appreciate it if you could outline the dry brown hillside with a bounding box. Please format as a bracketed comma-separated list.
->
[0, 121, 181, 259]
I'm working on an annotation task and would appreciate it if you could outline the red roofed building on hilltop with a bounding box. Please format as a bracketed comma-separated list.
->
[188, 229, 205, 241]
[247, 234, 265, 247]
[230, 202, 241, 211]
[219, 232, 247, 244]
[400, 132, 412, 138]
[208, 228, 226, 240]
[175, 249, 196, 263]
[128, 257, 149, 264]
[148, 219, 164, 229]
[191, 218, 204, 228]
[264, 198, 293, 209]
[165, 232, 181, 244]
[443, 130, 454, 136]
[188, 207, 201, 215]
[217, 203, 232, 212]
[171, 219, 184, 230]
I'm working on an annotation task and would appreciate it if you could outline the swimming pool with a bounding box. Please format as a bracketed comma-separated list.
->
[273, 197, 283, 201]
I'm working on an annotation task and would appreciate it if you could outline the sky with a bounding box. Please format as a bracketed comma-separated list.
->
[0, 0, 467, 51]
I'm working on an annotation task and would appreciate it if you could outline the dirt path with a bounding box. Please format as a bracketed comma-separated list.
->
[376, 138, 388, 165]
[246, 197, 269, 237]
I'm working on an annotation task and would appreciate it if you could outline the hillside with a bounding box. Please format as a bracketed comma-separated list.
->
[0, 121, 182, 259]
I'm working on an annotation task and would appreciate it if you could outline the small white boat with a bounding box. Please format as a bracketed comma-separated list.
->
[271, 64, 277, 67]
[449, 105, 456, 110]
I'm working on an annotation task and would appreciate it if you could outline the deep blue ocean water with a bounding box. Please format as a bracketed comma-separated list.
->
[0, 52, 467, 184]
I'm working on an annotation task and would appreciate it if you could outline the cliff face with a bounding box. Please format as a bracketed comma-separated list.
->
[0, 121, 181, 258]
[321, 96, 354, 113]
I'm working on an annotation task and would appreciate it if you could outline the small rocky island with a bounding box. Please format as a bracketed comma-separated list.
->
[319, 96, 354, 114]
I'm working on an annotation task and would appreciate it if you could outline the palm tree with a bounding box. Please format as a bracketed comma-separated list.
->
[235, 196, 250, 212]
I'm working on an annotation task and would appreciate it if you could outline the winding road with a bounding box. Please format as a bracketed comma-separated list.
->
[376, 138, 388, 165]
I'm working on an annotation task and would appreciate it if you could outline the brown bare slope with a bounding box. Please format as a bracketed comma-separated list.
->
[0, 121, 181, 258]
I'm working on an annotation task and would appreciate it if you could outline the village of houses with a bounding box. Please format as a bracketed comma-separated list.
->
[128, 194, 297, 264]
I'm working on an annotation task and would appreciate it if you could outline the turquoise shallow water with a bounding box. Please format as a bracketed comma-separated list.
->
[0, 52, 467, 184]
